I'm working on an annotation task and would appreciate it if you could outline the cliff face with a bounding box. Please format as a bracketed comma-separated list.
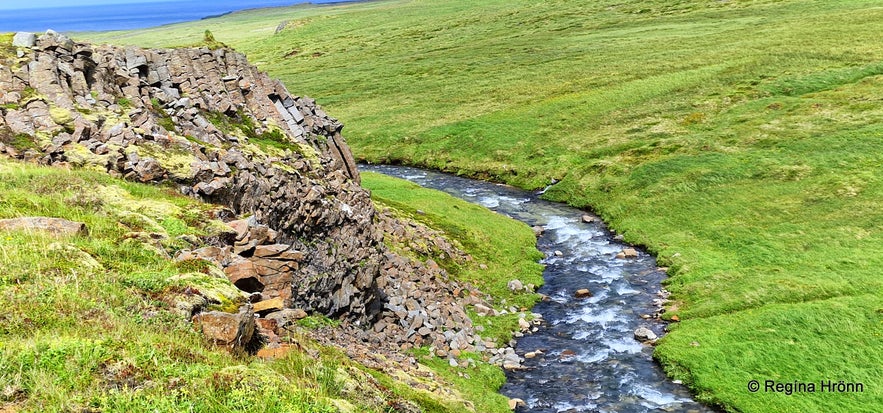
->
[0, 32, 381, 321]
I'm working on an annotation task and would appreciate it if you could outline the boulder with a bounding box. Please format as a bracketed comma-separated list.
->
[253, 244, 290, 257]
[265, 308, 308, 332]
[507, 279, 524, 292]
[0, 217, 88, 236]
[224, 260, 263, 292]
[257, 343, 296, 360]
[574, 288, 592, 299]
[517, 318, 530, 331]
[634, 327, 658, 342]
[473, 303, 494, 316]
[193, 306, 255, 349]
[253, 297, 284, 313]
[12, 32, 36, 48]
[581, 214, 595, 223]
[616, 248, 638, 259]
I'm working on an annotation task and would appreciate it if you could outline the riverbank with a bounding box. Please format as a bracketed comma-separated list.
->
[362, 170, 545, 412]
[80, 1, 883, 411]
[364, 164, 714, 412]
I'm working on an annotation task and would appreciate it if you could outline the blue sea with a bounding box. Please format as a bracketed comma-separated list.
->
[0, 1, 354, 33]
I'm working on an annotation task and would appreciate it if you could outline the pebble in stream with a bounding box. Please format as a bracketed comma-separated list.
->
[361, 165, 715, 413]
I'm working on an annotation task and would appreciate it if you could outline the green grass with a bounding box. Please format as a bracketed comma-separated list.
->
[80, 1, 883, 410]
[0, 158, 481, 412]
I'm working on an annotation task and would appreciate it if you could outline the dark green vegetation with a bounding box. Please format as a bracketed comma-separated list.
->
[82, 1, 883, 411]
[0, 158, 530, 412]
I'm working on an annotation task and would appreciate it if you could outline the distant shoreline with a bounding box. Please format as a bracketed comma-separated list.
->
[0, 0, 364, 33]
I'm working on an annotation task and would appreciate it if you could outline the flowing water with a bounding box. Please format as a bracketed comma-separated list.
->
[361, 165, 714, 413]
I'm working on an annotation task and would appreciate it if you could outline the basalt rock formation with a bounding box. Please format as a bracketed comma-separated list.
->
[0, 31, 379, 321]
[0, 32, 493, 359]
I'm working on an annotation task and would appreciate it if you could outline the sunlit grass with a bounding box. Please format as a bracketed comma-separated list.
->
[81, 0, 883, 410]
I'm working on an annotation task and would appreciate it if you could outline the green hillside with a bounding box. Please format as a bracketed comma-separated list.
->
[84, 0, 883, 411]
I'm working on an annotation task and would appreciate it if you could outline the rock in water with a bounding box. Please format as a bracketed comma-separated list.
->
[634, 327, 658, 342]
[574, 288, 592, 298]
[620, 247, 638, 258]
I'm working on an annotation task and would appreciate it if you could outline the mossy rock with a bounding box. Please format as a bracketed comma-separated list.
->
[63, 142, 112, 172]
[167, 270, 247, 313]
[49, 106, 73, 127]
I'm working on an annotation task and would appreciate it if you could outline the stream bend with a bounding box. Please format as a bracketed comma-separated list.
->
[362, 165, 714, 413]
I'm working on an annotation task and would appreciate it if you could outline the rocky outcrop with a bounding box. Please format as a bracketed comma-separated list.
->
[0, 31, 380, 322]
[1, 32, 502, 363]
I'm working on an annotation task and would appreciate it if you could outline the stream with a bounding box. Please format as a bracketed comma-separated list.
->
[361, 165, 714, 413]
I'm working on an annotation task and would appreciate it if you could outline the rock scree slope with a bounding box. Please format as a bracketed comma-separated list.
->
[0, 32, 486, 358]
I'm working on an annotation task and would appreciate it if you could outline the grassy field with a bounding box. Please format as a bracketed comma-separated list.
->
[82, 0, 883, 411]
[0, 158, 537, 412]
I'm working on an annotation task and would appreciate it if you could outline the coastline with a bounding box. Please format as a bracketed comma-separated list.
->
[0, 0, 363, 33]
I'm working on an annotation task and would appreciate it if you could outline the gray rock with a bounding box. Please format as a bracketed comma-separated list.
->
[12, 32, 36, 48]
[265, 308, 308, 331]
[0, 217, 87, 236]
[634, 327, 658, 342]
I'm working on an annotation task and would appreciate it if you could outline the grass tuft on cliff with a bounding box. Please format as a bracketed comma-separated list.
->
[83, 0, 883, 411]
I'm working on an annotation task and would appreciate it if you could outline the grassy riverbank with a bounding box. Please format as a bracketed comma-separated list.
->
[83, 0, 883, 411]
[363, 171, 545, 342]
[363, 171, 544, 413]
